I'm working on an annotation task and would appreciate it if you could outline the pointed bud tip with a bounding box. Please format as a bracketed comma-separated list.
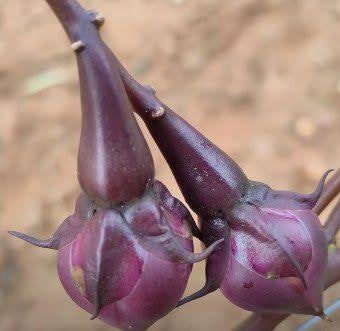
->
[313, 169, 334, 198]
[300, 169, 334, 209]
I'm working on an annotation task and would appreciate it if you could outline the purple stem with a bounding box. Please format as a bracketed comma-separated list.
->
[110, 48, 330, 219]
[110, 52, 248, 219]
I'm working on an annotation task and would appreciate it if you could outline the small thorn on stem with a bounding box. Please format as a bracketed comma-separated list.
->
[88, 10, 105, 27]
[152, 106, 165, 118]
[145, 85, 156, 94]
[71, 40, 85, 52]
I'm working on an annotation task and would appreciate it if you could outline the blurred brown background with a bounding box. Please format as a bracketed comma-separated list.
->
[0, 0, 339, 330]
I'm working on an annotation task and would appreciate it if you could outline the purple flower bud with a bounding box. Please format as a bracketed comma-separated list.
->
[111, 55, 331, 316]
[220, 206, 327, 315]
[11, 182, 222, 329]
[9, 1, 222, 329]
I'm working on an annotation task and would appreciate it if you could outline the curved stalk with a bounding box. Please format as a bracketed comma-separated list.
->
[313, 169, 340, 215]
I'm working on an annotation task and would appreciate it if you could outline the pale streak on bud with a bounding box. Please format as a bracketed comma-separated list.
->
[71, 266, 86, 295]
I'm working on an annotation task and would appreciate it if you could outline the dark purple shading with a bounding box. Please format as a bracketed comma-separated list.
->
[177, 217, 231, 307]
[9, 2, 224, 329]
[152, 180, 203, 241]
[44, 0, 154, 207]
[124, 184, 224, 264]
[244, 170, 332, 211]
[107, 48, 331, 310]
[109, 51, 330, 216]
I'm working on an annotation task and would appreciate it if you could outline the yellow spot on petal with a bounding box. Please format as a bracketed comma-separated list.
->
[266, 271, 278, 280]
[71, 267, 86, 295]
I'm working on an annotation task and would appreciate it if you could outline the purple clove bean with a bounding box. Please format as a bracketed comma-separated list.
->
[9, 1, 223, 329]
[110, 50, 331, 316]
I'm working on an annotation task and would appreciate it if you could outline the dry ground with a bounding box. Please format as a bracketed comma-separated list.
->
[0, 0, 339, 330]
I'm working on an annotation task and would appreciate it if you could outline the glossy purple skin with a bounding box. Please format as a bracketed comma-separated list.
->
[45, 0, 154, 206]
[9, 1, 226, 329]
[11, 181, 223, 329]
[58, 242, 190, 331]
[56, 189, 194, 330]
[119, 92, 248, 219]
[110, 52, 331, 314]
[9, 0, 331, 325]
[220, 207, 327, 315]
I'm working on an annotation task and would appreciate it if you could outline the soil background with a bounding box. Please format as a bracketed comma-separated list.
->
[0, 0, 339, 330]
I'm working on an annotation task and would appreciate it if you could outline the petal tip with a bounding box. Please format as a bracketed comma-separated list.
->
[8, 231, 57, 250]
[310, 169, 334, 205]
